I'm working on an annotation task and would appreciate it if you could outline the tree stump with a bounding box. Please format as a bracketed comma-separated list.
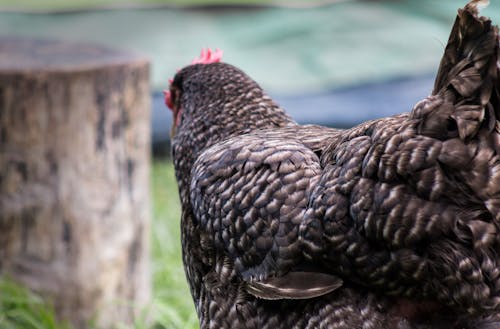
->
[0, 37, 151, 329]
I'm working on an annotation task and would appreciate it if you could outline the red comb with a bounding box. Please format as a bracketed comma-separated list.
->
[191, 48, 223, 65]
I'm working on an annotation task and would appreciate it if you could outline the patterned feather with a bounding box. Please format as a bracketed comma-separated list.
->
[168, 1, 500, 328]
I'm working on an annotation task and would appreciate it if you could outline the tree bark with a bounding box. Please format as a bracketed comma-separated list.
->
[0, 37, 151, 329]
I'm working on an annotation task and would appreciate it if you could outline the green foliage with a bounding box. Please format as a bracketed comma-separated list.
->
[148, 160, 198, 329]
[0, 277, 71, 329]
[0, 160, 197, 329]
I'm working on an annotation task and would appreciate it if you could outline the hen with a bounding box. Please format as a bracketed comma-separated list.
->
[165, 1, 500, 328]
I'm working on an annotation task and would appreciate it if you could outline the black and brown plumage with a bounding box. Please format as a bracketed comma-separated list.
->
[165, 1, 500, 328]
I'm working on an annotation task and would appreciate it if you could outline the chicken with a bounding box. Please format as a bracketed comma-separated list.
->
[165, 1, 500, 328]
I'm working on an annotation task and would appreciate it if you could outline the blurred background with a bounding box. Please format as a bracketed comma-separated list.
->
[1, 0, 499, 328]
[2, 0, 500, 155]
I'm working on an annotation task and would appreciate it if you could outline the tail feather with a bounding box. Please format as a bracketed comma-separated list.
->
[433, 0, 495, 94]
[413, 0, 499, 141]
[409, 1, 500, 313]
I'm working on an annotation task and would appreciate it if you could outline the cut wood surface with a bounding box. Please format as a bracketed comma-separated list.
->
[0, 37, 151, 329]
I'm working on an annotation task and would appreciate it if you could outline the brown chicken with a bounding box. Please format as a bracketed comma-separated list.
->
[165, 1, 500, 328]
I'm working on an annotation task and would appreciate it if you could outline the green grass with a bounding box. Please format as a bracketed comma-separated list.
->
[0, 160, 198, 329]
[148, 160, 198, 329]
[0, 278, 71, 329]
[0, 0, 290, 11]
